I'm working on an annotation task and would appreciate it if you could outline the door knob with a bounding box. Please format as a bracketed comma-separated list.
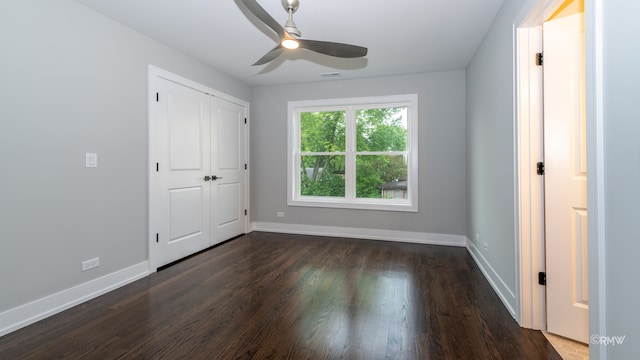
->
[212, 175, 223, 180]
[204, 175, 211, 181]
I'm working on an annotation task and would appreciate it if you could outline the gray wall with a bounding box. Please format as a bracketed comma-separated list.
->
[0, 0, 250, 312]
[465, 0, 527, 310]
[602, 0, 640, 358]
[251, 71, 467, 235]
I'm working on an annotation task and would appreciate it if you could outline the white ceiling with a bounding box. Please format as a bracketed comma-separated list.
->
[73, 0, 504, 87]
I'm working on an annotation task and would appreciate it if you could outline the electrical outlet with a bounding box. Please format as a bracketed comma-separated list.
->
[276, 211, 285, 217]
[81, 257, 100, 272]
[475, 233, 487, 250]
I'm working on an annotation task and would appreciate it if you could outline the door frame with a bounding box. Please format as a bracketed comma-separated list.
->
[514, 0, 605, 356]
[147, 65, 250, 271]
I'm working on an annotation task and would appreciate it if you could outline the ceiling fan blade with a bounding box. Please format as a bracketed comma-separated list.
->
[297, 39, 368, 58]
[253, 44, 285, 66]
[239, 0, 285, 39]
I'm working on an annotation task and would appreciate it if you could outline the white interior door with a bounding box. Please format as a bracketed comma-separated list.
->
[543, 12, 588, 343]
[149, 69, 248, 269]
[209, 97, 247, 244]
[150, 78, 212, 269]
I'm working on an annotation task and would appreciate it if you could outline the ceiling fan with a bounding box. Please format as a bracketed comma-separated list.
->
[239, 0, 368, 65]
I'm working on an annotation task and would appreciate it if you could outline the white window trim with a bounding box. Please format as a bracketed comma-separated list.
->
[287, 94, 419, 212]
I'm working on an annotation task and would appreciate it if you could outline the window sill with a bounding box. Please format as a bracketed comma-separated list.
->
[288, 197, 418, 212]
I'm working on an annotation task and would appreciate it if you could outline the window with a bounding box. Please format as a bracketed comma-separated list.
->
[287, 94, 418, 212]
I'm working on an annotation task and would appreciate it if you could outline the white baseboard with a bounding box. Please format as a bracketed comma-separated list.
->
[250, 221, 466, 247]
[465, 237, 517, 317]
[0, 261, 149, 337]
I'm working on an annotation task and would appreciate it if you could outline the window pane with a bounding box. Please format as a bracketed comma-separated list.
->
[356, 155, 408, 199]
[300, 155, 345, 197]
[356, 107, 407, 152]
[300, 111, 346, 152]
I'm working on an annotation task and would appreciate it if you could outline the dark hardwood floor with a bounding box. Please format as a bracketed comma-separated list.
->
[0, 232, 561, 359]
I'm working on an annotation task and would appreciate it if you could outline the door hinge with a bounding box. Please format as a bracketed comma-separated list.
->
[244, 163, 247, 170]
[538, 271, 546, 285]
[536, 52, 543, 66]
[536, 162, 545, 175]
[156, 162, 159, 172]
[156, 92, 159, 102]
[244, 118, 247, 124]
[156, 233, 159, 243]
[244, 209, 247, 216]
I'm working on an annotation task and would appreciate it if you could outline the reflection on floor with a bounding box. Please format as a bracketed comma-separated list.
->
[543, 332, 589, 360]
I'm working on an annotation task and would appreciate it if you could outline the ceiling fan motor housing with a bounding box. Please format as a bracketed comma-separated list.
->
[284, 20, 301, 37]
[282, 0, 301, 37]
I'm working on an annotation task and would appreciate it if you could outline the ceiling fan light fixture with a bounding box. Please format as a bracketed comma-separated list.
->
[281, 38, 299, 49]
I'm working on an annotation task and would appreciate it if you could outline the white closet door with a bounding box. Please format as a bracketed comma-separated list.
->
[150, 78, 211, 269]
[209, 96, 247, 245]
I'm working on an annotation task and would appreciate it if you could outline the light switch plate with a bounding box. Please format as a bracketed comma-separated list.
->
[86, 153, 98, 168]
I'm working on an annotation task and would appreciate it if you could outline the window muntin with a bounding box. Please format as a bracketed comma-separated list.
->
[288, 95, 418, 212]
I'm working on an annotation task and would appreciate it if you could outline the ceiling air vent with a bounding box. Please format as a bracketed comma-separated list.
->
[320, 72, 341, 78]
